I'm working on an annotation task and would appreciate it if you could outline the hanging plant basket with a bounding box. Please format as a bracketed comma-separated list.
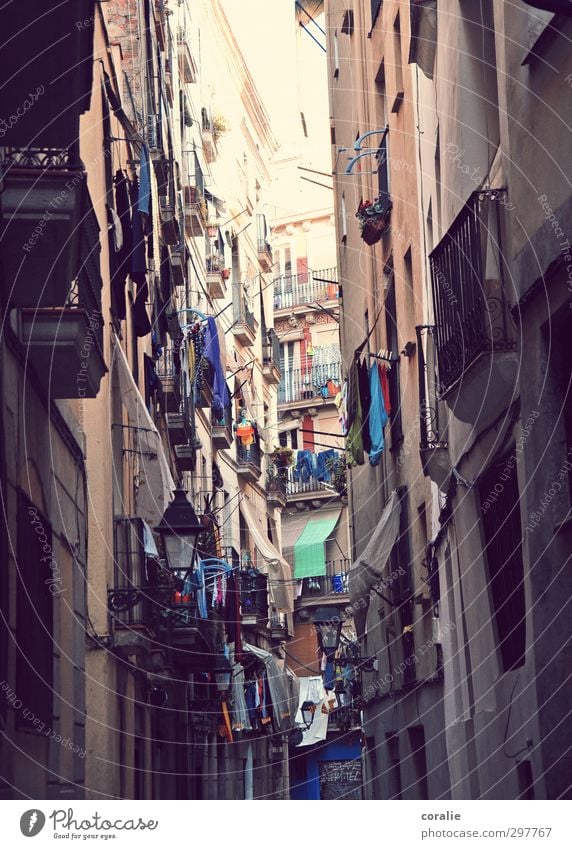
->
[357, 194, 392, 245]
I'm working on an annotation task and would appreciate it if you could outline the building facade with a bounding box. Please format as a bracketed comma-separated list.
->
[325, 0, 572, 800]
[0, 0, 298, 801]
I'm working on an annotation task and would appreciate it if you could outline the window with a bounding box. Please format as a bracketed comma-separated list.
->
[340, 193, 347, 244]
[392, 11, 404, 110]
[375, 61, 387, 129]
[341, 9, 354, 36]
[408, 726, 429, 799]
[385, 732, 402, 799]
[16, 493, 54, 730]
[480, 451, 526, 672]
[333, 31, 340, 78]
[371, 0, 382, 31]
[384, 269, 403, 446]
[517, 761, 535, 800]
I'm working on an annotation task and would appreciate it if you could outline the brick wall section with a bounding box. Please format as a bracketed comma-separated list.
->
[104, 0, 143, 129]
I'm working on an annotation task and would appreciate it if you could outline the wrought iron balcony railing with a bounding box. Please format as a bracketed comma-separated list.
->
[416, 325, 447, 452]
[278, 362, 341, 405]
[430, 190, 516, 393]
[299, 559, 351, 598]
[263, 329, 281, 369]
[273, 267, 338, 310]
[236, 440, 262, 470]
[240, 568, 268, 621]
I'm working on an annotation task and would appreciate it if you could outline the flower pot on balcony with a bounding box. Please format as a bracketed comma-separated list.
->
[222, 268, 231, 280]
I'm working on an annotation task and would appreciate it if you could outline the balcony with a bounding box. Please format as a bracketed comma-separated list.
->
[166, 392, 192, 447]
[155, 348, 181, 413]
[159, 194, 179, 244]
[212, 405, 233, 449]
[430, 190, 518, 427]
[109, 517, 216, 669]
[240, 569, 268, 625]
[266, 474, 287, 508]
[169, 244, 186, 286]
[297, 559, 351, 603]
[416, 325, 449, 488]
[177, 27, 198, 83]
[257, 238, 273, 272]
[206, 252, 228, 300]
[278, 362, 341, 408]
[273, 267, 339, 312]
[269, 611, 289, 641]
[262, 329, 281, 384]
[184, 185, 207, 237]
[201, 108, 217, 163]
[232, 299, 258, 346]
[2, 156, 107, 398]
[236, 440, 262, 482]
[287, 466, 346, 505]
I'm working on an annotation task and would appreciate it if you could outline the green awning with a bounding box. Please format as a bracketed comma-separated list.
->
[294, 510, 341, 579]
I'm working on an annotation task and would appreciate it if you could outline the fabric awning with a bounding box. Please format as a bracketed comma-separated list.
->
[408, 1, 437, 79]
[113, 336, 175, 526]
[280, 514, 307, 565]
[294, 509, 341, 579]
[348, 489, 402, 636]
[240, 498, 294, 612]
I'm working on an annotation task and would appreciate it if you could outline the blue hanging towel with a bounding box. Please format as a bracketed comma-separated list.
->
[368, 363, 388, 466]
[138, 144, 151, 216]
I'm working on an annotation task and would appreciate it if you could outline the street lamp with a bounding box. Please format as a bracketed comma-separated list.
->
[313, 606, 343, 656]
[155, 488, 203, 571]
[213, 655, 232, 696]
[300, 700, 316, 730]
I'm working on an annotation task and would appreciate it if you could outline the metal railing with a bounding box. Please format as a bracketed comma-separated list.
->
[206, 251, 224, 273]
[266, 474, 287, 497]
[300, 559, 351, 597]
[416, 325, 447, 451]
[286, 468, 343, 497]
[240, 569, 268, 619]
[263, 329, 281, 369]
[278, 362, 341, 404]
[430, 190, 516, 393]
[155, 347, 177, 379]
[257, 238, 272, 256]
[273, 267, 338, 310]
[236, 440, 262, 469]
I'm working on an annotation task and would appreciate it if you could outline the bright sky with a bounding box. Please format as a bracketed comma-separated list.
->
[220, 0, 330, 165]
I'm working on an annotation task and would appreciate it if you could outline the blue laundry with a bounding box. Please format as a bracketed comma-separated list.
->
[368, 363, 388, 466]
[294, 449, 315, 482]
[202, 316, 230, 419]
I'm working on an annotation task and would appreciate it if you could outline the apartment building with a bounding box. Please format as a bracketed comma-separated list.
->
[0, 0, 297, 801]
[325, 0, 572, 800]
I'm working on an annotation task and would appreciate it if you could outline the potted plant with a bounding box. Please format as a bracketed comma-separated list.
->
[269, 446, 294, 469]
[356, 193, 392, 245]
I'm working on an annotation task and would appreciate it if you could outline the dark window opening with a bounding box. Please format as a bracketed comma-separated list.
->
[385, 272, 403, 446]
[386, 732, 403, 799]
[16, 493, 54, 730]
[480, 451, 526, 672]
[371, 0, 382, 30]
[408, 725, 429, 799]
[517, 760, 535, 800]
